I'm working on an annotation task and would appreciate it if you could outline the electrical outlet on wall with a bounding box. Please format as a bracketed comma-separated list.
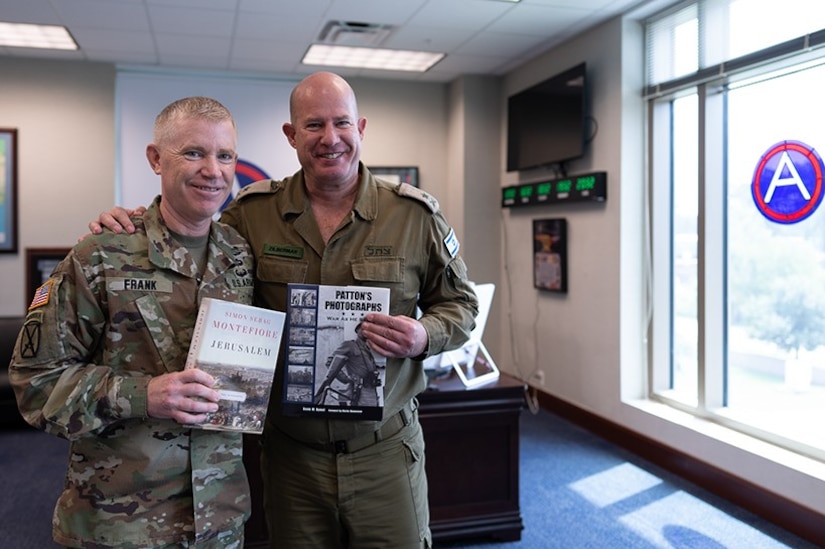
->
[533, 370, 545, 386]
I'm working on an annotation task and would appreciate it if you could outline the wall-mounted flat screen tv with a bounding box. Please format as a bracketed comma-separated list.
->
[506, 62, 587, 172]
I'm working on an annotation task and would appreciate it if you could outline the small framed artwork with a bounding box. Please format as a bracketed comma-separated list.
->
[0, 128, 18, 253]
[25, 247, 71, 310]
[370, 166, 419, 188]
[533, 218, 568, 293]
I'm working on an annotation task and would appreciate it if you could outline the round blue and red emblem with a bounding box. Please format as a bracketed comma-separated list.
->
[751, 140, 824, 224]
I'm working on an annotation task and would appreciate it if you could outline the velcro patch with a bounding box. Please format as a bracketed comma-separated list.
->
[263, 243, 304, 259]
[28, 279, 54, 311]
[444, 228, 460, 258]
[20, 314, 43, 359]
[396, 183, 439, 213]
[108, 278, 173, 292]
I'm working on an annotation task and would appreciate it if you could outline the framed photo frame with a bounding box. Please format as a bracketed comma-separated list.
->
[449, 340, 500, 388]
[0, 128, 18, 253]
[25, 247, 71, 310]
[533, 218, 568, 293]
[370, 166, 419, 188]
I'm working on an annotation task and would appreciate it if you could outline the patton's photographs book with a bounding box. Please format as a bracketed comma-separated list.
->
[282, 283, 390, 420]
[185, 297, 286, 434]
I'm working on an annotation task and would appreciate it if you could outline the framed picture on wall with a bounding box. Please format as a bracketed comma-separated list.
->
[25, 247, 71, 311]
[533, 218, 568, 293]
[370, 166, 419, 188]
[0, 128, 18, 254]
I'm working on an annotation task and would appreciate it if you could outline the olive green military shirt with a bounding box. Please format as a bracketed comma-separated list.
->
[9, 197, 255, 548]
[220, 164, 478, 445]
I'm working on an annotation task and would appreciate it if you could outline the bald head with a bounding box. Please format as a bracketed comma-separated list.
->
[289, 72, 358, 123]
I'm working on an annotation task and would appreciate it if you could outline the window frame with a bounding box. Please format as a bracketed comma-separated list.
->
[645, 2, 825, 461]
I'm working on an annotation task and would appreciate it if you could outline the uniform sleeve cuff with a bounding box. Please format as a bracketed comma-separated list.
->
[117, 376, 150, 419]
[415, 315, 446, 359]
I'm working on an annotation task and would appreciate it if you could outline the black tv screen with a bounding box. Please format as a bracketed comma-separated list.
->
[506, 62, 587, 172]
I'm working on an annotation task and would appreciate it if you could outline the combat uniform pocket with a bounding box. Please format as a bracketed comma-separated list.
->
[446, 256, 469, 283]
[257, 257, 308, 284]
[402, 423, 432, 546]
[351, 258, 414, 315]
[351, 257, 403, 283]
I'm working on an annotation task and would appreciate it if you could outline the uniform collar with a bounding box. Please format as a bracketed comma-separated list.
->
[144, 196, 239, 278]
[282, 162, 378, 221]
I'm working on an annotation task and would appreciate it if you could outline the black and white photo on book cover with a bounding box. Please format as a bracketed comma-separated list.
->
[283, 283, 390, 420]
[185, 297, 286, 434]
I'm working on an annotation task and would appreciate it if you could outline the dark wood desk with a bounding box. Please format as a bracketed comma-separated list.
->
[243, 371, 526, 547]
[420, 371, 526, 544]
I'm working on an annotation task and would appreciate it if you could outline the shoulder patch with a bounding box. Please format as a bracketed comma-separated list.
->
[28, 279, 55, 311]
[396, 183, 439, 213]
[236, 179, 281, 201]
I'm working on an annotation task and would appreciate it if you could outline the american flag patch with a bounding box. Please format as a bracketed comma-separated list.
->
[29, 279, 54, 310]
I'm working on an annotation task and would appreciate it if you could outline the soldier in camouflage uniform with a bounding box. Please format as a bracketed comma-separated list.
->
[9, 97, 254, 548]
[91, 72, 479, 549]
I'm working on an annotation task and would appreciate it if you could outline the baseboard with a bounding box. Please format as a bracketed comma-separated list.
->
[533, 389, 825, 547]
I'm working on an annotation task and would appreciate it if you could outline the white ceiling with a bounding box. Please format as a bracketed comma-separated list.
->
[0, 0, 651, 83]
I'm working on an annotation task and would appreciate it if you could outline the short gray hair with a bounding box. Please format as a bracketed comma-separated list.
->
[153, 96, 235, 146]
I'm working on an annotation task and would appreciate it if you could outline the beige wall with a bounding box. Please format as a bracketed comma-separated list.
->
[0, 62, 467, 318]
[0, 59, 116, 315]
[2, 9, 823, 519]
[499, 15, 825, 514]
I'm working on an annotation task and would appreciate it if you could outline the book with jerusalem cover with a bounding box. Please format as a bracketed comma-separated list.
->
[185, 297, 286, 434]
[282, 283, 390, 420]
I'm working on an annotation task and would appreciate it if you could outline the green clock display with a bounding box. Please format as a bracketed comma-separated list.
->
[500, 171, 607, 208]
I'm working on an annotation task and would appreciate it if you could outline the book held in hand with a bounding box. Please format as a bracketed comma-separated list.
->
[282, 284, 390, 420]
[185, 297, 286, 434]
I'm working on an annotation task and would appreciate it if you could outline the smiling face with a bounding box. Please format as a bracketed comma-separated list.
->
[146, 115, 237, 235]
[282, 72, 366, 191]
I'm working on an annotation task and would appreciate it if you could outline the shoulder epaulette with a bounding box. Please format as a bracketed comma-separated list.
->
[236, 179, 281, 201]
[395, 183, 439, 214]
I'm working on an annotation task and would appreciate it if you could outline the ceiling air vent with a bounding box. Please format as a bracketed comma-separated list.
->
[318, 21, 393, 47]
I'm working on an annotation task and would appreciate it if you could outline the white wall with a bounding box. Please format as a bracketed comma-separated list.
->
[0, 59, 116, 315]
[498, 15, 825, 514]
[4, 14, 825, 518]
[0, 60, 454, 318]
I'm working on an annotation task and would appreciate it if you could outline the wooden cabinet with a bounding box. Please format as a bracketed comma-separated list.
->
[419, 371, 526, 544]
[242, 372, 526, 547]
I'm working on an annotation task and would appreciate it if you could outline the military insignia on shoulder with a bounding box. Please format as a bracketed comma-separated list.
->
[20, 311, 44, 359]
[28, 279, 54, 311]
[236, 179, 280, 201]
[396, 183, 439, 213]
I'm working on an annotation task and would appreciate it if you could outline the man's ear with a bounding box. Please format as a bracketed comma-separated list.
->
[282, 123, 297, 148]
[146, 144, 161, 174]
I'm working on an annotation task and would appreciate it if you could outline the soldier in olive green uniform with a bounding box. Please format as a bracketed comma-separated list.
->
[10, 97, 254, 548]
[219, 73, 479, 549]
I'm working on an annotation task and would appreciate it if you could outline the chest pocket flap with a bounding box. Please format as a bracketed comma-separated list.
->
[351, 257, 403, 283]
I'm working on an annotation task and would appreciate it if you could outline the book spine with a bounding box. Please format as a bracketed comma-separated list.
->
[185, 297, 211, 370]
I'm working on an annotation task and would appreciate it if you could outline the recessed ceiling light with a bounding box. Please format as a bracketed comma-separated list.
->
[0, 22, 78, 50]
[302, 44, 444, 72]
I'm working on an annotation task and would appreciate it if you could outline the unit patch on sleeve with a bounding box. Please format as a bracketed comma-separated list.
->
[19, 312, 44, 359]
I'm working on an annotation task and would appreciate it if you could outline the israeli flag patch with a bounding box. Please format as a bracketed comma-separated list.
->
[444, 228, 460, 258]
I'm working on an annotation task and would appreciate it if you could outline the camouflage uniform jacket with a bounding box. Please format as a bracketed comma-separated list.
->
[221, 163, 479, 445]
[9, 197, 255, 548]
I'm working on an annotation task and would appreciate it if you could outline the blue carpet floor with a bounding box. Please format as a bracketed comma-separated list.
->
[438, 409, 818, 549]
[0, 409, 818, 548]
